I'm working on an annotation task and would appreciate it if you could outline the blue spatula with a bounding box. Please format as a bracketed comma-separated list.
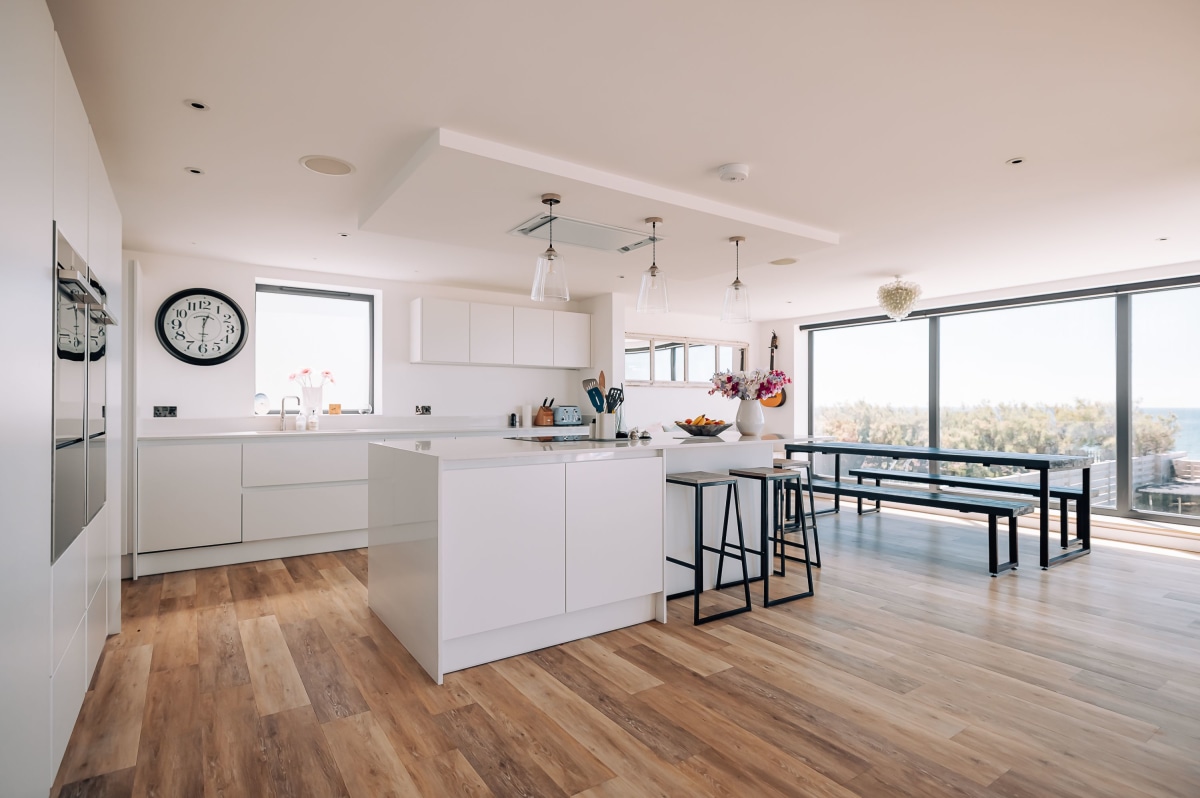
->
[586, 386, 606, 414]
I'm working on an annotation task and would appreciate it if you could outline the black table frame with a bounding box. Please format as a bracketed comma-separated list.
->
[783, 442, 1091, 570]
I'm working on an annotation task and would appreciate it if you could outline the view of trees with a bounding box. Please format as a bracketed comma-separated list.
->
[816, 400, 1179, 476]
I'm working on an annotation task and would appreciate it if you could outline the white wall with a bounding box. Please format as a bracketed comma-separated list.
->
[0, 3, 56, 794]
[130, 250, 589, 422]
[620, 301, 778, 432]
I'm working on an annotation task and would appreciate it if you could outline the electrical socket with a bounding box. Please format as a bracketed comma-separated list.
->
[154, 405, 178, 418]
[415, 405, 431, 415]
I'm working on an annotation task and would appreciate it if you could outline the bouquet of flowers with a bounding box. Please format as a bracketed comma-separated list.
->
[708, 369, 790, 401]
[289, 368, 335, 386]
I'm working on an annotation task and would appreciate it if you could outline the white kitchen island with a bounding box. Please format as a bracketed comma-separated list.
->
[368, 433, 774, 683]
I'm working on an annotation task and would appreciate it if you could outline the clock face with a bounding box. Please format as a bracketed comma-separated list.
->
[155, 289, 247, 366]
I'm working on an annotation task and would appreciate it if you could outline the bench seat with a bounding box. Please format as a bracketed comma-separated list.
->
[807, 478, 1030, 575]
[847, 467, 1086, 549]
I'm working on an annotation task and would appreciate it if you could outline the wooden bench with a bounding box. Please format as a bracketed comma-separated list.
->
[807, 478, 1033, 575]
[848, 467, 1086, 549]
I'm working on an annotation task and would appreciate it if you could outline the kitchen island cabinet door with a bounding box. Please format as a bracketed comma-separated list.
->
[137, 444, 242, 552]
[441, 463, 566, 639]
[565, 457, 663, 612]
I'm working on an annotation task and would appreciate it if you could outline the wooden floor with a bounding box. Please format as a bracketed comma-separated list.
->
[53, 510, 1200, 797]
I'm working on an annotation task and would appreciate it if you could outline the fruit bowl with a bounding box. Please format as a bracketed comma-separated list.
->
[675, 422, 733, 437]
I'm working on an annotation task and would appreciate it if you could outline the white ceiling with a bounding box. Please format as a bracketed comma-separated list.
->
[48, 0, 1200, 320]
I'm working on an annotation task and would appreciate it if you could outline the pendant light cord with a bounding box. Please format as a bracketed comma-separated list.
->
[651, 221, 657, 267]
[735, 239, 740, 281]
[548, 204, 554, 251]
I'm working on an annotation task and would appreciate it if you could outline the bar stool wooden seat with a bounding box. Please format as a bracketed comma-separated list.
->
[773, 458, 821, 567]
[729, 467, 815, 606]
[665, 471, 753, 625]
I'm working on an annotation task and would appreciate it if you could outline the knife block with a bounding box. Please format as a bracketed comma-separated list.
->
[533, 406, 555, 426]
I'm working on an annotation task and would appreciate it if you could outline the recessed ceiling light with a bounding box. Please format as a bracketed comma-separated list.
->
[300, 155, 355, 176]
[339, 233, 350, 238]
[185, 167, 204, 175]
[184, 99, 209, 111]
[618, 275, 625, 279]
[1006, 157, 1025, 165]
[1158, 237, 1170, 241]
[770, 257, 798, 266]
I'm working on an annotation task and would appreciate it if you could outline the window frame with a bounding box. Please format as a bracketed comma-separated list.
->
[255, 283, 376, 414]
[625, 333, 748, 387]
[802, 273, 1200, 528]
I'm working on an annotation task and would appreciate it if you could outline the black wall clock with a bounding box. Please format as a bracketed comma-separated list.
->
[155, 288, 247, 365]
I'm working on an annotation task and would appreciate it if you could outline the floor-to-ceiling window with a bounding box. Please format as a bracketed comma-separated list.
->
[806, 276, 1200, 527]
[811, 320, 928, 474]
[1132, 286, 1200, 518]
[939, 299, 1115, 506]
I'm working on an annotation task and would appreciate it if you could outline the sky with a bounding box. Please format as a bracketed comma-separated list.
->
[813, 286, 1200, 409]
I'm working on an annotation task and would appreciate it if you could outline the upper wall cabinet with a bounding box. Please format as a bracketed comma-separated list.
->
[53, 35, 90, 255]
[513, 307, 554, 367]
[412, 299, 590, 369]
[553, 311, 591, 368]
[411, 298, 470, 364]
[469, 303, 514, 365]
[87, 131, 121, 285]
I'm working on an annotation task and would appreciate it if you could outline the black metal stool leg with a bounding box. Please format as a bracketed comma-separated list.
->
[693, 486, 703, 624]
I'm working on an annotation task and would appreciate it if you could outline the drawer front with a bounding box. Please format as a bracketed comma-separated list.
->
[243, 439, 368, 487]
[242, 483, 368, 542]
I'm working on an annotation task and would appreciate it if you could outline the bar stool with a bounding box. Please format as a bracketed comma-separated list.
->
[665, 471, 753, 625]
[774, 458, 822, 567]
[729, 467, 815, 606]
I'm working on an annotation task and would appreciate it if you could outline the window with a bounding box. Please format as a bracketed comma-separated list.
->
[624, 335, 747, 385]
[812, 320, 929, 475]
[255, 284, 374, 412]
[805, 274, 1200, 529]
[1132, 286, 1200, 518]
[940, 299, 1113, 503]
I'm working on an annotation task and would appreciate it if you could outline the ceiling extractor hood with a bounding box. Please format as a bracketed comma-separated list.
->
[510, 212, 661, 253]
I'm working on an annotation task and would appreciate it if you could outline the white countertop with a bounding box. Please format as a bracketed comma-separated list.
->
[138, 425, 589, 442]
[373, 431, 776, 461]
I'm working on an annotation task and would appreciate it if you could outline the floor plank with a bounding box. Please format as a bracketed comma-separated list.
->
[56, 523, 1200, 797]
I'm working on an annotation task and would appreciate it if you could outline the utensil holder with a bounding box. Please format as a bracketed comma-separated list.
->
[534, 406, 555, 426]
[596, 414, 617, 439]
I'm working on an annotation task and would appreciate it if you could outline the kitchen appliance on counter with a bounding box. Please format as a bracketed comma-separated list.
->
[53, 224, 117, 563]
[552, 405, 581, 426]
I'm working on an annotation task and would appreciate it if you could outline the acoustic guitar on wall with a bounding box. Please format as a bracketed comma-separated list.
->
[760, 330, 787, 408]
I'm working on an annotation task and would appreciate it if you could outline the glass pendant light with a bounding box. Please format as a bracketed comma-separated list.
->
[636, 217, 668, 313]
[721, 235, 751, 323]
[531, 193, 569, 302]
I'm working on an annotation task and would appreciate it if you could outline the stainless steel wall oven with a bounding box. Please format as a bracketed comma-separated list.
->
[52, 223, 117, 563]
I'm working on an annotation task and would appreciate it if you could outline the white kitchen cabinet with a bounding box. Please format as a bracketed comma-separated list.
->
[53, 35, 90, 256]
[85, 580, 106, 681]
[138, 443, 242, 553]
[85, 506, 106, 605]
[553, 310, 591, 368]
[51, 530, 86, 673]
[469, 303, 514, 365]
[513, 307, 554, 366]
[51, 616, 86, 778]
[565, 458, 664, 613]
[441, 463, 566, 639]
[242, 439, 367, 487]
[411, 297, 470, 364]
[243, 483, 367, 541]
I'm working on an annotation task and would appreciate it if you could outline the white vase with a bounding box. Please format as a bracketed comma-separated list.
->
[301, 385, 324, 416]
[736, 398, 765, 436]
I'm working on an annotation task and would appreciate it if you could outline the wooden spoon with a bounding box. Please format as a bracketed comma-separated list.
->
[598, 370, 606, 393]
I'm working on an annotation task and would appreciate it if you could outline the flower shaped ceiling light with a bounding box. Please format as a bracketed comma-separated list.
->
[877, 276, 922, 321]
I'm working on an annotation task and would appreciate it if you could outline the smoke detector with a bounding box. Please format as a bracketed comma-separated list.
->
[718, 163, 750, 183]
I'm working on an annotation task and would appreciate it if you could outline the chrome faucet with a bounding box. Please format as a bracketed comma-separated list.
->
[280, 395, 300, 430]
